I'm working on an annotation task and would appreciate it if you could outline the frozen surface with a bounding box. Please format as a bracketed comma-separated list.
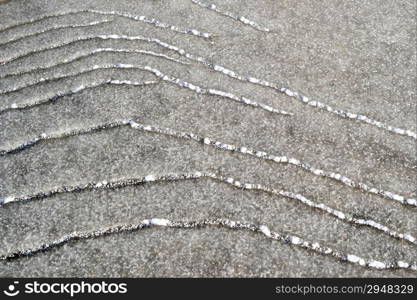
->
[0, 0, 416, 277]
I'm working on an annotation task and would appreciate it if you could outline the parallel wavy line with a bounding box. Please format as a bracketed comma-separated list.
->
[0, 64, 292, 116]
[0, 9, 212, 39]
[1, 32, 413, 139]
[0, 20, 111, 47]
[0, 49, 189, 94]
[1, 120, 414, 207]
[190, 0, 270, 32]
[0, 170, 415, 245]
[1, 216, 415, 271]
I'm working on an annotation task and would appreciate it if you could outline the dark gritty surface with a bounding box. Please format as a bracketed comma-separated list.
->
[0, 0, 416, 277]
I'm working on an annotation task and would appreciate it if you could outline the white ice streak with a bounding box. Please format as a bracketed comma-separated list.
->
[134, 121, 417, 207]
[0, 78, 158, 113]
[21, 33, 409, 139]
[190, 0, 270, 32]
[82, 9, 212, 39]
[86, 33, 414, 138]
[1, 119, 414, 207]
[0, 63, 291, 116]
[1, 216, 415, 271]
[1, 163, 415, 245]
[0, 20, 112, 47]
[162, 37, 417, 139]
[0, 33, 202, 64]
[1, 5, 415, 274]
[139, 64, 292, 115]
[0, 15, 414, 137]
[259, 225, 271, 237]
[0, 9, 211, 39]
[150, 218, 171, 226]
[0, 49, 189, 94]
[0, 47, 189, 80]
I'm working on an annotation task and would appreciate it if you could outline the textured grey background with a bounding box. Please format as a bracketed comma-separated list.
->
[0, 0, 416, 277]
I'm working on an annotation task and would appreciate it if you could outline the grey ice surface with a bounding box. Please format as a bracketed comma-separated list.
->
[0, 0, 416, 277]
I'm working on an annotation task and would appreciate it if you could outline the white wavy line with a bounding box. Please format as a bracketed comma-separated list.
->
[82, 9, 212, 39]
[0, 20, 112, 46]
[0, 49, 189, 94]
[2, 32, 410, 138]
[0, 170, 415, 245]
[0, 33, 198, 64]
[148, 34, 417, 139]
[0, 64, 292, 116]
[1, 216, 415, 271]
[0, 9, 212, 39]
[0, 47, 190, 80]
[0, 79, 158, 112]
[1, 120, 414, 207]
[0, 10, 94, 33]
[190, 0, 270, 32]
